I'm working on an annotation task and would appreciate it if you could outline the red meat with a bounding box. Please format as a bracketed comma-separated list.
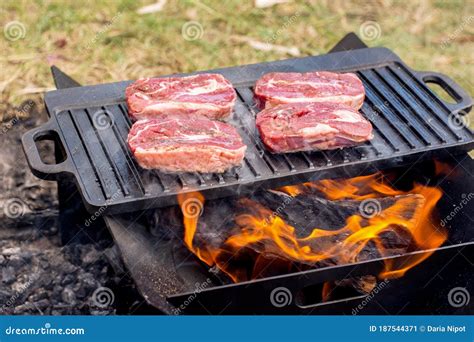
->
[254, 71, 365, 110]
[128, 117, 247, 173]
[126, 74, 237, 121]
[256, 102, 373, 153]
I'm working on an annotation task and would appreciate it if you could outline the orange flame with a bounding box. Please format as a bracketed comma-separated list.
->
[177, 191, 216, 265]
[434, 159, 459, 179]
[178, 172, 447, 285]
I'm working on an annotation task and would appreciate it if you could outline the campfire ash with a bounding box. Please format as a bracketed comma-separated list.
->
[0, 106, 146, 315]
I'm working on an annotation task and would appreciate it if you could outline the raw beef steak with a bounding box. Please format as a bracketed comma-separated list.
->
[256, 102, 373, 153]
[254, 71, 365, 109]
[128, 117, 247, 173]
[126, 73, 237, 121]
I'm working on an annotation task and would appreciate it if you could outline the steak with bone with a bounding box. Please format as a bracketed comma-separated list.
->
[256, 102, 373, 153]
[254, 71, 365, 109]
[126, 74, 237, 121]
[128, 117, 247, 173]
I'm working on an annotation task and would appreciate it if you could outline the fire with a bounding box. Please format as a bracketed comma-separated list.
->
[177, 191, 216, 264]
[178, 172, 447, 286]
[434, 159, 459, 178]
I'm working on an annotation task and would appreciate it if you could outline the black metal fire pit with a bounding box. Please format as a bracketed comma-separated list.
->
[23, 33, 474, 315]
[103, 152, 474, 315]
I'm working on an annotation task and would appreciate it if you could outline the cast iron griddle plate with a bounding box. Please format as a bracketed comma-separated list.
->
[22, 47, 474, 214]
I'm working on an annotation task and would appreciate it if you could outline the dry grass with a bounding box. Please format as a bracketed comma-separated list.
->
[0, 0, 473, 120]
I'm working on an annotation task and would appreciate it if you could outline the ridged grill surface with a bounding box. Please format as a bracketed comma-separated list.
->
[44, 49, 474, 214]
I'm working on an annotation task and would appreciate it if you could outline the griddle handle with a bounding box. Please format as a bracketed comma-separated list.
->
[418, 71, 473, 114]
[22, 119, 73, 180]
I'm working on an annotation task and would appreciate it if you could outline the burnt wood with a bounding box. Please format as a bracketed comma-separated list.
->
[163, 191, 420, 289]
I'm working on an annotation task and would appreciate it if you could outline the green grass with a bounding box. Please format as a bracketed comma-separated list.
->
[0, 0, 472, 121]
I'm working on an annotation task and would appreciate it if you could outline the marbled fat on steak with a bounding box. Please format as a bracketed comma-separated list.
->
[128, 117, 247, 173]
[256, 102, 373, 153]
[254, 71, 365, 110]
[126, 73, 237, 121]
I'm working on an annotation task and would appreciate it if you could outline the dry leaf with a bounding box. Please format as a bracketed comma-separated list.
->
[137, 0, 167, 15]
[17, 87, 55, 95]
[233, 36, 300, 56]
[254, 0, 291, 8]
[54, 38, 67, 49]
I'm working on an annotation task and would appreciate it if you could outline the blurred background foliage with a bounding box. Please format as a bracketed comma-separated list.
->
[0, 0, 472, 119]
